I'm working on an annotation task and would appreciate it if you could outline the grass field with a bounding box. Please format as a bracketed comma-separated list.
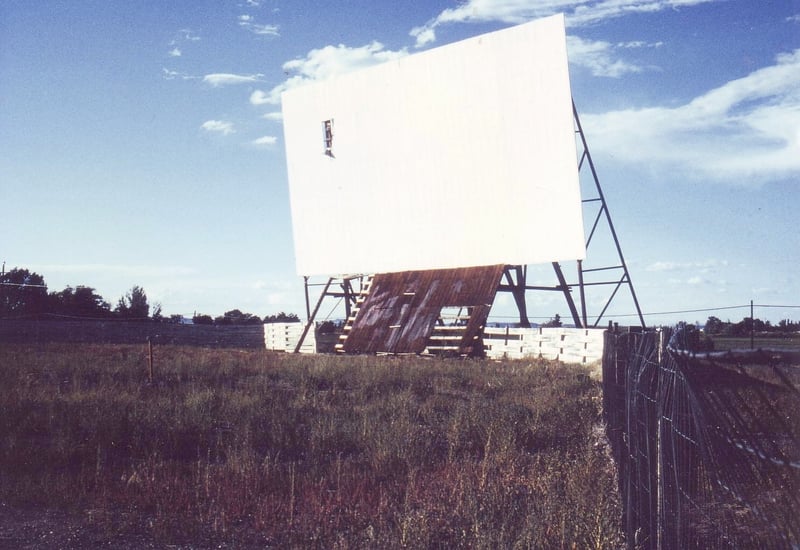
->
[0, 344, 622, 548]
[710, 333, 800, 351]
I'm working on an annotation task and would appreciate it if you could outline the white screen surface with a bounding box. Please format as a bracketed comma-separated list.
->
[282, 14, 585, 276]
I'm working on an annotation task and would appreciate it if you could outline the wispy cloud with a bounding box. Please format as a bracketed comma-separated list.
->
[568, 0, 717, 27]
[566, 37, 662, 76]
[32, 263, 197, 278]
[567, 35, 645, 77]
[203, 73, 263, 87]
[252, 135, 278, 147]
[582, 49, 800, 183]
[167, 28, 200, 57]
[177, 28, 200, 42]
[647, 259, 728, 272]
[201, 120, 235, 135]
[162, 68, 198, 81]
[250, 90, 272, 106]
[617, 40, 663, 49]
[787, 14, 800, 23]
[262, 111, 283, 122]
[251, 42, 408, 105]
[238, 14, 280, 36]
[411, 0, 719, 48]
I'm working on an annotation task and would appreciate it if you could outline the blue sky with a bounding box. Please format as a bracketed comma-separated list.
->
[2, 0, 798, 326]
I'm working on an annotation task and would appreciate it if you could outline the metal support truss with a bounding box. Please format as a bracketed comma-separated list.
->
[294, 275, 365, 353]
[496, 102, 645, 329]
[572, 100, 645, 328]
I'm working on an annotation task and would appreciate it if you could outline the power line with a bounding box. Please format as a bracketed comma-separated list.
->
[489, 303, 800, 321]
[620, 305, 751, 318]
[0, 282, 48, 289]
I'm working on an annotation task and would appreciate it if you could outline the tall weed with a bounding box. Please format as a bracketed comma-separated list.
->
[0, 344, 622, 547]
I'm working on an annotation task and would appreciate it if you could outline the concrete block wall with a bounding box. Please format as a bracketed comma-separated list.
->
[264, 322, 316, 353]
[483, 326, 605, 363]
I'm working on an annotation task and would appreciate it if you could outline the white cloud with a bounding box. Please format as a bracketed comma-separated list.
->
[283, 41, 408, 80]
[249, 24, 280, 36]
[581, 49, 800, 183]
[203, 73, 263, 86]
[162, 68, 198, 81]
[567, 35, 644, 77]
[238, 14, 280, 36]
[617, 40, 663, 49]
[167, 28, 198, 58]
[178, 28, 200, 41]
[646, 260, 728, 272]
[787, 14, 800, 23]
[410, 0, 719, 48]
[262, 111, 283, 121]
[250, 90, 273, 106]
[409, 25, 437, 48]
[252, 135, 278, 147]
[201, 120, 235, 135]
[251, 42, 408, 105]
[569, 0, 717, 27]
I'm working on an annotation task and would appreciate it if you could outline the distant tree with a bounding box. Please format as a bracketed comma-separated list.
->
[115, 286, 150, 319]
[151, 302, 163, 322]
[216, 309, 262, 325]
[0, 268, 48, 318]
[673, 322, 715, 351]
[541, 314, 562, 328]
[264, 312, 300, 323]
[49, 286, 111, 318]
[703, 316, 725, 335]
[193, 313, 214, 325]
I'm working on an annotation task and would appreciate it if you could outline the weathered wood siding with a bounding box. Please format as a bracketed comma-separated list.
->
[342, 265, 505, 355]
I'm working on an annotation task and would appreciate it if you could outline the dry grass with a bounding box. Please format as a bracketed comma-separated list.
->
[0, 343, 623, 548]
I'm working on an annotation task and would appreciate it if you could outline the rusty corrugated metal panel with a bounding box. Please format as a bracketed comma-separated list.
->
[342, 264, 504, 355]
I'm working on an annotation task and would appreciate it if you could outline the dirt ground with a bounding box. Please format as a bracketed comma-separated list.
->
[0, 503, 158, 549]
[0, 502, 273, 549]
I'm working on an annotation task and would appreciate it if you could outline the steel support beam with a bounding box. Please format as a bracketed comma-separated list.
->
[294, 277, 334, 353]
[572, 100, 646, 328]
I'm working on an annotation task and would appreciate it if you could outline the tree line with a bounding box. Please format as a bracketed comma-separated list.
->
[0, 267, 298, 325]
[704, 315, 800, 336]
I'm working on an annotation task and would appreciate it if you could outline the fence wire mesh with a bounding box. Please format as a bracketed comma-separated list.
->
[604, 328, 800, 549]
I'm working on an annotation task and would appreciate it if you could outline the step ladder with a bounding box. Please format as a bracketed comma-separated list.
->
[424, 307, 471, 355]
